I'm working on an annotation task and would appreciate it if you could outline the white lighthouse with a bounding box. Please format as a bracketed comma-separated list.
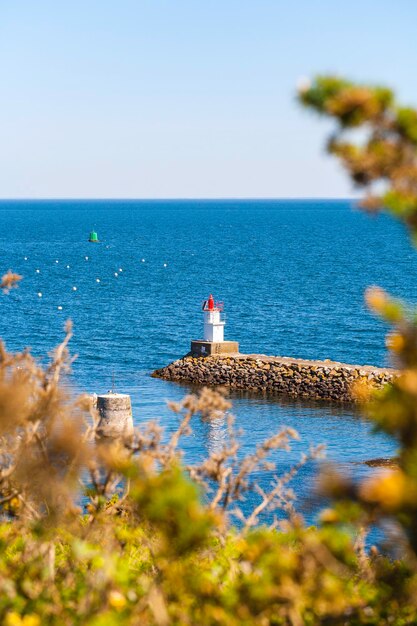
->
[203, 294, 225, 342]
[191, 294, 239, 357]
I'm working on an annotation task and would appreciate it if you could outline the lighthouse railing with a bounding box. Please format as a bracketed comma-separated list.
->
[201, 300, 224, 312]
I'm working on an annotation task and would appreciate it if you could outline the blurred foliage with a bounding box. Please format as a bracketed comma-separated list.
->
[0, 329, 415, 625]
[298, 76, 417, 239]
[1, 76, 417, 624]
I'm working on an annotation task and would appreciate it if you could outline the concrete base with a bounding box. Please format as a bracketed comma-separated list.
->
[190, 340, 239, 357]
[96, 393, 134, 439]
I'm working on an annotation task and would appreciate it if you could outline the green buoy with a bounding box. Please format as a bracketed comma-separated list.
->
[89, 230, 99, 243]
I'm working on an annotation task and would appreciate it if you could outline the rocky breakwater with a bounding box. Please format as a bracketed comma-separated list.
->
[152, 354, 396, 403]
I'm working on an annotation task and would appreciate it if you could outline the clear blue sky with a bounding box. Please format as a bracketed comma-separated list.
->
[0, 1, 416, 198]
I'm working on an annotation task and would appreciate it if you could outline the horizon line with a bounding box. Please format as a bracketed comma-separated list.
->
[0, 196, 358, 202]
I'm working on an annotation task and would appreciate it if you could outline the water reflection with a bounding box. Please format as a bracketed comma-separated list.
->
[201, 415, 228, 457]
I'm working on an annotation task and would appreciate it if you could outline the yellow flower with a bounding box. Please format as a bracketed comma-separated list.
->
[365, 286, 387, 312]
[108, 590, 127, 610]
[397, 371, 417, 394]
[22, 617, 41, 626]
[386, 332, 405, 353]
[319, 508, 339, 523]
[359, 471, 417, 511]
[4, 614, 40, 626]
[4, 613, 22, 626]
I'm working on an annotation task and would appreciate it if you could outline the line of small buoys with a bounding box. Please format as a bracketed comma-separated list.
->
[22, 251, 172, 309]
[24, 255, 170, 270]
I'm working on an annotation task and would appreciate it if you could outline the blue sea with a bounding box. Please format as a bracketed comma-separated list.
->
[1, 199, 414, 526]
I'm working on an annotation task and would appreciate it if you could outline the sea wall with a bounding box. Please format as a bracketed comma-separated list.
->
[152, 354, 396, 403]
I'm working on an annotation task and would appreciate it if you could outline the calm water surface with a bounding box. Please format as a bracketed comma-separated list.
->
[1, 199, 414, 524]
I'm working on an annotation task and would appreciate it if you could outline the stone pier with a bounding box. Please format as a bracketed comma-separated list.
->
[152, 353, 396, 403]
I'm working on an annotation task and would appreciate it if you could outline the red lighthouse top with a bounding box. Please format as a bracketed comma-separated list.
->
[202, 295, 224, 312]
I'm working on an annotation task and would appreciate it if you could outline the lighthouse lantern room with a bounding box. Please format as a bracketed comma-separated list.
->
[191, 294, 239, 357]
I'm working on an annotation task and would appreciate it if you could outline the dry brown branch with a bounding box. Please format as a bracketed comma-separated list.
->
[0, 270, 22, 293]
[241, 445, 325, 531]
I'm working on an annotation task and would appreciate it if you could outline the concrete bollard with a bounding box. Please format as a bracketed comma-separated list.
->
[96, 392, 134, 439]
